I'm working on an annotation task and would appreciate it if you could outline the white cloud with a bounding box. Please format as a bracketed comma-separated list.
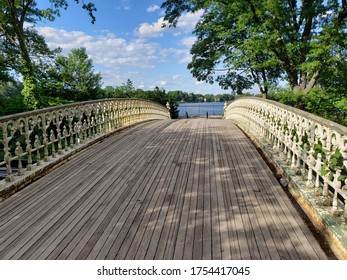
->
[115, 0, 131, 10]
[177, 50, 192, 64]
[147, 5, 160, 13]
[180, 36, 196, 48]
[136, 10, 203, 38]
[136, 17, 168, 38]
[150, 80, 167, 89]
[157, 80, 167, 86]
[35, 19, 215, 91]
[161, 47, 192, 64]
[174, 10, 204, 35]
[37, 27, 166, 70]
[173, 75, 185, 80]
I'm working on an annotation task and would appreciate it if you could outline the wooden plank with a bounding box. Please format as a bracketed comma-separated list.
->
[0, 119, 329, 260]
[217, 128, 250, 259]
[211, 122, 230, 259]
[85, 121, 176, 259]
[251, 154, 326, 259]
[28, 124, 164, 258]
[171, 120, 200, 259]
[120, 121, 185, 259]
[202, 122, 212, 260]
[1, 121, 170, 259]
[184, 122, 203, 260]
[223, 121, 297, 259]
[160, 129, 194, 259]
[226, 126, 273, 259]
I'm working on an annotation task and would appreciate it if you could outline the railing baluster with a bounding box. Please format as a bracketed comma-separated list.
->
[224, 97, 347, 227]
[0, 98, 169, 191]
[34, 135, 41, 166]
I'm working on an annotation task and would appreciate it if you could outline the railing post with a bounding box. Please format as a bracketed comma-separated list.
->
[332, 170, 342, 216]
[50, 130, 56, 158]
[4, 150, 14, 182]
[322, 177, 331, 206]
[26, 139, 33, 171]
[34, 135, 41, 166]
[15, 142, 24, 176]
[314, 154, 322, 195]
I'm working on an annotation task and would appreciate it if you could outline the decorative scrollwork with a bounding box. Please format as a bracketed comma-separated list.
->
[0, 98, 169, 186]
[225, 97, 347, 225]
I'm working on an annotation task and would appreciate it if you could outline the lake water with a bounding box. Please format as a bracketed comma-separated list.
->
[178, 102, 225, 117]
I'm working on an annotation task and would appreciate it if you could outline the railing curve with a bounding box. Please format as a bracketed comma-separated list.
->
[0, 98, 169, 195]
[224, 97, 347, 228]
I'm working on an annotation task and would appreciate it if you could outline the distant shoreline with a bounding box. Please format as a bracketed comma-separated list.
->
[178, 102, 225, 117]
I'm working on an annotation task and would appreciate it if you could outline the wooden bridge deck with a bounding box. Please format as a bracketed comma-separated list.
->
[0, 119, 328, 260]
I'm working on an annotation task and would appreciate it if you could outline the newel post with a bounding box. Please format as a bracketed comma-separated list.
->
[166, 102, 171, 118]
[4, 150, 14, 182]
[314, 154, 322, 195]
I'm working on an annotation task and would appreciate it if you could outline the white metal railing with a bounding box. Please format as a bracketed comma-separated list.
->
[0, 98, 169, 190]
[224, 97, 347, 226]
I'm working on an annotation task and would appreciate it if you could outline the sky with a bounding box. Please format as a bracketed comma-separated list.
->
[34, 0, 236, 95]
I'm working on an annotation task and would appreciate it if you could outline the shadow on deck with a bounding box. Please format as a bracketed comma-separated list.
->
[0, 119, 334, 260]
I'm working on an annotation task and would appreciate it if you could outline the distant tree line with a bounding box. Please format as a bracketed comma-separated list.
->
[0, 1, 233, 120]
[0, 62, 235, 118]
[2, 1, 347, 125]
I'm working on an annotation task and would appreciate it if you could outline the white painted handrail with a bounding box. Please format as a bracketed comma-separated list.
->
[0, 98, 169, 192]
[225, 97, 347, 225]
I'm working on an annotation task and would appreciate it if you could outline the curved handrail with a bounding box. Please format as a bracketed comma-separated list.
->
[224, 97, 347, 226]
[0, 98, 169, 191]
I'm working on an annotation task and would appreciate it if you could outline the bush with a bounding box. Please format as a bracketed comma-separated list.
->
[0, 95, 27, 116]
[268, 86, 347, 126]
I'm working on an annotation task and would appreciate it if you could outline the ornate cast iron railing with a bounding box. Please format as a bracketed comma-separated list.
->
[0, 98, 169, 193]
[224, 97, 347, 227]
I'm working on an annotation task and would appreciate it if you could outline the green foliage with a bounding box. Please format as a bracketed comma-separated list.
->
[44, 47, 102, 101]
[268, 87, 306, 109]
[0, 82, 26, 116]
[0, 74, 230, 117]
[22, 77, 38, 110]
[0, 0, 96, 109]
[39, 96, 74, 108]
[334, 98, 347, 126]
[161, 0, 347, 94]
[321, 149, 347, 181]
[168, 102, 179, 119]
[268, 86, 346, 125]
[304, 88, 344, 123]
[101, 81, 232, 110]
[0, 67, 14, 83]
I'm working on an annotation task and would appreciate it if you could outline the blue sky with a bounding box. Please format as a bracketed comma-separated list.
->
[35, 0, 236, 95]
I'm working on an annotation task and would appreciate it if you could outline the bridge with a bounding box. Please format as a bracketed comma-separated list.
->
[0, 98, 346, 260]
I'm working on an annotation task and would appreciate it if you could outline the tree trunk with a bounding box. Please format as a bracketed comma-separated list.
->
[304, 71, 320, 93]
[293, 70, 320, 93]
[7, 0, 38, 108]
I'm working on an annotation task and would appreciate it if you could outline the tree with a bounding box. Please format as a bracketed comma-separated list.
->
[0, 66, 14, 82]
[161, 0, 347, 96]
[187, 2, 281, 97]
[45, 47, 102, 101]
[121, 79, 135, 97]
[103, 79, 136, 98]
[0, 0, 96, 108]
[0, 81, 26, 116]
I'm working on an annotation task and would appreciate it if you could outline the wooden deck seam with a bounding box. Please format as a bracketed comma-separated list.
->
[0, 119, 328, 260]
